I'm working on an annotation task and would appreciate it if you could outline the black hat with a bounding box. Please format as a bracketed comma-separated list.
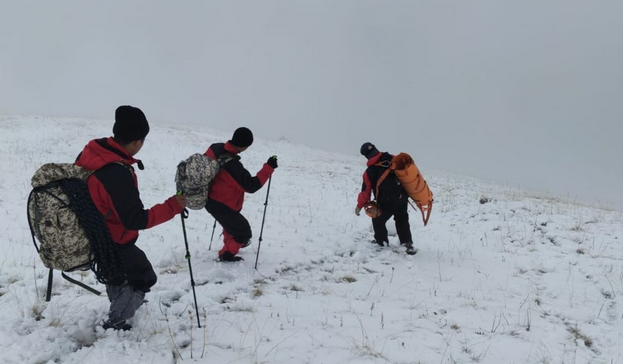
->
[360, 142, 379, 159]
[230, 127, 254, 148]
[113, 105, 150, 143]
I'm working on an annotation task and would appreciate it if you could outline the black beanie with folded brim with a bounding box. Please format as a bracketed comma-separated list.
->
[113, 105, 150, 143]
[230, 127, 254, 148]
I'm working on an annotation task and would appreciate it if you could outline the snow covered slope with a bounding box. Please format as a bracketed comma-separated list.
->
[1, 116, 622, 364]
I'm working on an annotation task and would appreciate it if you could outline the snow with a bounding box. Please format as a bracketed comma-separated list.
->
[1, 115, 622, 364]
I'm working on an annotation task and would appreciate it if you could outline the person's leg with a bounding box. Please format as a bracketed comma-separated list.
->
[221, 230, 242, 255]
[105, 282, 144, 329]
[105, 284, 122, 303]
[391, 196, 416, 253]
[393, 201, 413, 245]
[120, 244, 157, 292]
[372, 209, 393, 246]
[104, 244, 156, 329]
[206, 199, 252, 259]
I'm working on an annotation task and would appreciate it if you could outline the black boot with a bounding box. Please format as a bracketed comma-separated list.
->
[371, 240, 387, 247]
[103, 319, 132, 331]
[218, 251, 244, 262]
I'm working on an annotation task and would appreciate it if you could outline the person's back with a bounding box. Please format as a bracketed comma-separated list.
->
[204, 141, 268, 211]
[362, 152, 406, 207]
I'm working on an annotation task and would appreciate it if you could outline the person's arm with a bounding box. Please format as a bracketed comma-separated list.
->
[224, 160, 274, 194]
[357, 171, 373, 209]
[97, 164, 184, 230]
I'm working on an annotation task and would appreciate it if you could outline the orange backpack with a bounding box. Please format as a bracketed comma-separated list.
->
[375, 153, 433, 226]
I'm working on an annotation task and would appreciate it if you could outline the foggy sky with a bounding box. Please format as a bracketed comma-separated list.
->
[1, 0, 622, 209]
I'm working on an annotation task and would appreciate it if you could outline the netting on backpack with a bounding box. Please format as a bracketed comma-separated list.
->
[60, 179, 126, 285]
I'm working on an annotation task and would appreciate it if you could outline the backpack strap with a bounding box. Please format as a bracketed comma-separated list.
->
[217, 153, 236, 166]
[42, 270, 103, 302]
[408, 199, 433, 226]
[27, 189, 41, 254]
[374, 159, 394, 202]
[375, 168, 392, 202]
[61, 272, 102, 296]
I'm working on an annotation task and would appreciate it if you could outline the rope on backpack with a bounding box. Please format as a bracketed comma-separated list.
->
[60, 179, 126, 285]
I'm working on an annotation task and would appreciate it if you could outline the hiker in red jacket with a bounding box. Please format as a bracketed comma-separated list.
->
[204, 127, 277, 262]
[75, 105, 187, 330]
[355, 142, 415, 254]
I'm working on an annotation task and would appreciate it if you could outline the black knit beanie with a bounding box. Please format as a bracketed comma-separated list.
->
[113, 105, 150, 143]
[360, 142, 379, 159]
[230, 127, 254, 148]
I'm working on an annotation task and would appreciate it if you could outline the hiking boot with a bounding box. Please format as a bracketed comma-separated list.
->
[218, 251, 244, 262]
[102, 319, 132, 331]
[405, 243, 417, 255]
[371, 240, 386, 247]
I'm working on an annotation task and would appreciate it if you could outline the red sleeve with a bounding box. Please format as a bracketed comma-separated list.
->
[145, 196, 184, 229]
[256, 163, 274, 186]
[357, 172, 372, 209]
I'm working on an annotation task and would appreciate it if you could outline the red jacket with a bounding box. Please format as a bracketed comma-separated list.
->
[75, 137, 183, 245]
[205, 142, 274, 211]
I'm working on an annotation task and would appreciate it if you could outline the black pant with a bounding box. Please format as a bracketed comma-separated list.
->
[116, 243, 157, 293]
[373, 196, 412, 245]
[205, 199, 252, 245]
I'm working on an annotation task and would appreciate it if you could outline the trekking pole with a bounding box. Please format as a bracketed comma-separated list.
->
[208, 219, 217, 250]
[180, 208, 201, 328]
[254, 176, 272, 269]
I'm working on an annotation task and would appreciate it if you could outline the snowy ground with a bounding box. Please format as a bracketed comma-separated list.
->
[1, 115, 622, 364]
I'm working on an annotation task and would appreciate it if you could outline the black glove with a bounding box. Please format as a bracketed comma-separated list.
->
[267, 155, 278, 169]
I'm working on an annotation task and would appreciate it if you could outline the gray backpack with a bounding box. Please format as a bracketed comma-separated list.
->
[175, 153, 234, 210]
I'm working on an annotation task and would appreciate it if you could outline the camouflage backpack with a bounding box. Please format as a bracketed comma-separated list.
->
[27, 163, 94, 272]
[27, 163, 126, 300]
[175, 153, 234, 210]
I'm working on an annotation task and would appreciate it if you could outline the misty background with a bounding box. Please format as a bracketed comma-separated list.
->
[1, 0, 622, 210]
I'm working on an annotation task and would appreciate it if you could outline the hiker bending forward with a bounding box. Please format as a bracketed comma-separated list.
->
[75, 106, 186, 330]
[204, 127, 277, 262]
[355, 142, 414, 251]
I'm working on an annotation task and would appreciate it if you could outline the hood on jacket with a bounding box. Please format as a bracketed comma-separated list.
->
[75, 137, 141, 171]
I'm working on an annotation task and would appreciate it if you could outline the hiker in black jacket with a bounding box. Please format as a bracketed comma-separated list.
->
[355, 142, 415, 254]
